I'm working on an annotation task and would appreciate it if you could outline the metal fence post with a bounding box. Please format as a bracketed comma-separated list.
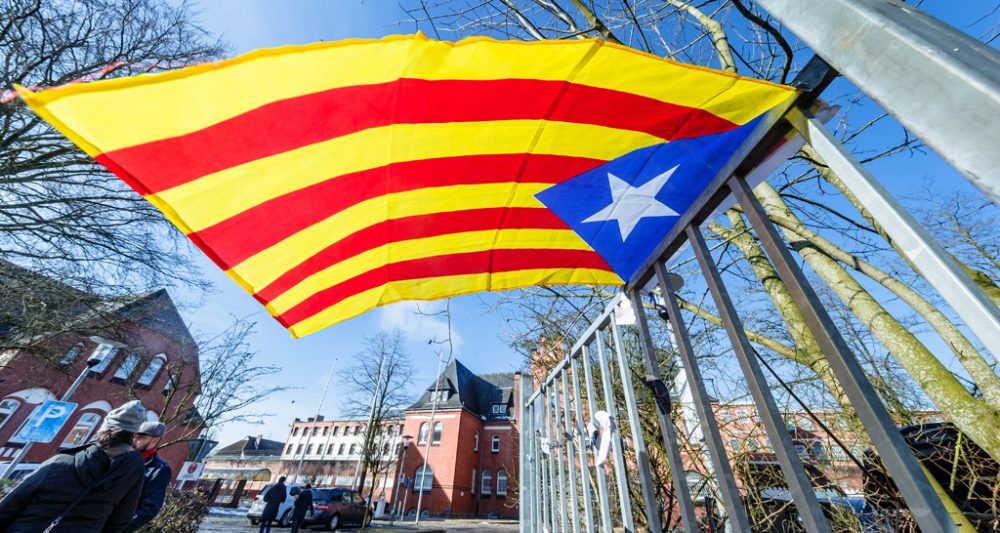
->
[569, 357, 597, 532]
[520, 381, 530, 532]
[686, 224, 833, 533]
[729, 175, 956, 532]
[560, 371, 582, 533]
[580, 346, 615, 532]
[593, 336, 637, 531]
[652, 261, 753, 533]
[754, 0, 1000, 206]
[608, 315, 666, 532]
[551, 376, 570, 533]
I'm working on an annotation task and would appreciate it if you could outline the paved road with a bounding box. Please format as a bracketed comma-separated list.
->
[199, 513, 519, 532]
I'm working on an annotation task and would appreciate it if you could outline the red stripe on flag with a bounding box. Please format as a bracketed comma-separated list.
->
[271, 248, 614, 327]
[190, 153, 603, 269]
[96, 78, 738, 195]
[253, 206, 571, 304]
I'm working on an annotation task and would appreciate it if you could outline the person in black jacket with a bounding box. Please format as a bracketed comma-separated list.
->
[125, 421, 172, 531]
[258, 476, 287, 533]
[0, 400, 147, 533]
[289, 483, 314, 533]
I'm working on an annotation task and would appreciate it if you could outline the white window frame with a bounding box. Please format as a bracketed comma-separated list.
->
[432, 422, 442, 444]
[491, 435, 500, 453]
[497, 470, 508, 496]
[88, 344, 120, 374]
[492, 404, 508, 415]
[481, 470, 492, 495]
[60, 343, 84, 366]
[474, 431, 479, 451]
[417, 422, 428, 444]
[60, 413, 102, 448]
[0, 398, 21, 430]
[415, 465, 433, 491]
[471, 468, 476, 494]
[137, 354, 166, 387]
[113, 353, 141, 381]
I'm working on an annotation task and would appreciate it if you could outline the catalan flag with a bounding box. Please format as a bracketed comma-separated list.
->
[19, 33, 795, 337]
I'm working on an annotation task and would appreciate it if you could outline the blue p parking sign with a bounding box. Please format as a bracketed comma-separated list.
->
[13, 400, 77, 444]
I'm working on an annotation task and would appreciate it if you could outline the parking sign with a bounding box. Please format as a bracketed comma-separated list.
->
[12, 400, 77, 444]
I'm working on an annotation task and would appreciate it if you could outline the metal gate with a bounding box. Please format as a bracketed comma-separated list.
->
[518, 2, 1000, 532]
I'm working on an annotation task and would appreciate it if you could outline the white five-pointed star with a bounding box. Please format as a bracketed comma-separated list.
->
[582, 165, 680, 241]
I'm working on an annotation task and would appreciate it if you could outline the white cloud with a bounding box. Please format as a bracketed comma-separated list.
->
[378, 300, 463, 350]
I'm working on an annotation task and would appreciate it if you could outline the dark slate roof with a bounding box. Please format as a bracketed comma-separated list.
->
[112, 289, 198, 354]
[408, 359, 516, 421]
[213, 435, 285, 456]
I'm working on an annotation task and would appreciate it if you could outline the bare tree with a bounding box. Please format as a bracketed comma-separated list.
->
[339, 330, 415, 523]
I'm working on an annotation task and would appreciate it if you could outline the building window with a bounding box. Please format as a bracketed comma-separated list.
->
[112, 353, 141, 381]
[417, 422, 428, 444]
[471, 468, 476, 494]
[481, 470, 492, 495]
[382, 442, 390, 454]
[492, 404, 508, 415]
[415, 466, 433, 491]
[353, 425, 360, 435]
[430, 389, 448, 402]
[474, 431, 479, 452]
[322, 427, 329, 436]
[491, 435, 500, 453]
[810, 443, 827, 460]
[349, 444, 357, 455]
[296, 444, 303, 455]
[333, 426, 340, 436]
[88, 344, 120, 374]
[312, 427, 319, 436]
[729, 439, 740, 451]
[137, 355, 166, 387]
[306, 444, 314, 455]
[162, 373, 177, 395]
[326, 444, 334, 455]
[60, 343, 84, 366]
[61, 413, 102, 448]
[497, 470, 508, 496]
[0, 399, 20, 429]
[285, 445, 293, 455]
[293, 427, 300, 436]
[801, 417, 815, 431]
[432, 422, 442, 444]
[338, 444, 346, 455]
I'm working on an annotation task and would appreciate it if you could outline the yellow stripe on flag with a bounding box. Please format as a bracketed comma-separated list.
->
[20, 34, 794, 154]
[286, 267, 623, 337]
[263, 228, 593, 315]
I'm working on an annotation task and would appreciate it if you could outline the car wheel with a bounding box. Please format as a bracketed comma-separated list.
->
[364, 513, 372, 527]
[279, 509, 293, 527]
[250, 519, 259, 526]
[328, 513, 341, 531]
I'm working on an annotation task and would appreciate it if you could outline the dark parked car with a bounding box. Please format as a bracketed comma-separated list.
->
[299, 488, 372, 531]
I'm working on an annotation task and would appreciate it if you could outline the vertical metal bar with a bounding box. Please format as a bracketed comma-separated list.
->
[652, 261, 753, 533]
[729, 175, 956, 532]
[755, 0, 1000, 205]
[608, 313, 665, 532]
[626, 290, 699, 533]
[520, 381, 530, 532]
[560, 371, 582, 533]
[686, 224, 833, 533]
[552, 378, 570, 533]
[581, 345, 614, 532]
[569, 357, 597, 532]
[593, 332, 637, 531]
[542, 387, 557, 533]
[788, 106, 1000, 364]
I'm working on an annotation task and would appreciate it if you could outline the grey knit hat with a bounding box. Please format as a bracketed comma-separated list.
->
[137, 421, 166, 437]
[100, 400, 145, 433]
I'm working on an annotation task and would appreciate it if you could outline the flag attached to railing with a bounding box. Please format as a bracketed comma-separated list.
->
[19, 33, 795, 337]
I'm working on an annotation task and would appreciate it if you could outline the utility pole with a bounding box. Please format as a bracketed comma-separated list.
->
[414, 350, 450, 525]
[390, 434, 412, 523]
[293, 356, 337, 483]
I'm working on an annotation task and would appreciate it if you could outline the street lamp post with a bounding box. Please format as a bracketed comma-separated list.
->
[390, 435, 412, 524]
[2, 339, 117, 479]
[414, 351, 449, 525]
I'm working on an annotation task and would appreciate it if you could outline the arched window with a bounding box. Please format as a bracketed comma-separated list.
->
[88, 344, 120, 374]
[417, 422, 429, 444]
[432, 422, 442, 444]
[497, 470, 508, 496]
[415, 466, 433, 491]
[137, 354, 166, 387]
[61, 413, 102, 448]
[0, 399, 20, 429]
[491, 435, 500, 453]
[60, 343, 84, 366]
[481, 470, 492, 495]
[471, 468, 477, 494]
[113, 352, 141, 381]
[473, 431, 479, 451]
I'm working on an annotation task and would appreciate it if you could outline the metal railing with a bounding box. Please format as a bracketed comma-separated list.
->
[519, 2, 1000, 532]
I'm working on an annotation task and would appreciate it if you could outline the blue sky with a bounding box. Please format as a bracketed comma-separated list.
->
[176, 0, 999, 447]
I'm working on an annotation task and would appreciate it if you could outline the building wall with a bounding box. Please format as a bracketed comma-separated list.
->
[0, 322, 199, 481]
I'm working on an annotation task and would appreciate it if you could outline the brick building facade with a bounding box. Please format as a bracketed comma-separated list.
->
[0, 289, 201, 480]
[397, 360, 522, 519]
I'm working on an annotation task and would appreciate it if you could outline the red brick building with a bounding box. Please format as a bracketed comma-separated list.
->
[0, 288, 201, 480]
[397, 359, 522, 519]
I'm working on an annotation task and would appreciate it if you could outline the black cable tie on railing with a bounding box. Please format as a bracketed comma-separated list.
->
[643, 375, 673, 417]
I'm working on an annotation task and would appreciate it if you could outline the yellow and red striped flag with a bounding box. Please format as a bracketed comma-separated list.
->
[20, 34, 795, 337]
